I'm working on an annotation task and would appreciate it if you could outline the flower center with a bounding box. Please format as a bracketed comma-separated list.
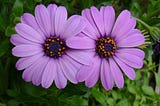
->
[96, 37, 117, 58]
[43, 36, 66, 59]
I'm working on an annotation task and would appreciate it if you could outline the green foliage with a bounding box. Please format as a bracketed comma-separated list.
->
[0, 0, 160, 106]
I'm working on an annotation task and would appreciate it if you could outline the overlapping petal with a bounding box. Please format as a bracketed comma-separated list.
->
[101, 59, 114, 90]
[66, 36, 95, 49]
[77, 6, 145, 91]
[42, 59, 57, 88]
[35, 4, 51, 37]
[11, 4, 91, 89]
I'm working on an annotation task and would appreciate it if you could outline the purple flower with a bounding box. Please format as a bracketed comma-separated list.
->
[67, 6, 145, 90]
[10, 4, 92, 89]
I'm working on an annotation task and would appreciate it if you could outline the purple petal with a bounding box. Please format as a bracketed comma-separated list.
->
[77, 56, 97, 82]
[22, 66, 35, 82]
[91, 6, 105, 36]
[114, 56, 136, 80]
[82, 9, 100, 38]
[31, 56, 49, 86]
[85, 56, 101, 87]
[109, 58, 124, 88]
[117, 33, 145, 47]
[35, 4, 51, 37]
[62, 15, 86, 39]
[116, 29, 141, 42]
[55, 6, 67, 37]
[117, 48, 145, 59]
[10, 34, 35, 45]
[66, 36, 95, 49]
[77, 65, 93, 82]
[59, 55, 81, 84]
[22, 56, 48, 82]
[115, 52, 143, 69]
[66, 50, 93, 65]
[100, 59, 114, 90]
[21, 13, 36, 26]
[111, 10, 131, 38]
[55, 60, 67, 89]
[12, 44, 42, 57]
[115, 18, 136, 41]
[82, 20, 98, 40]
[15, 23, 44, 43]
[42, 59, 57, 88]
[21, 13, 45, 39]
[100, 6, 115, 36]
[47, 4, 57, 35]
[16, 52, 43, 70]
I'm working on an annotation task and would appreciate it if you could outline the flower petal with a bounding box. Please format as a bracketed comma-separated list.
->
[85, 56, 101, 87]
[77, 56, 97, 82]
[21, 13, 45, 39]
[82, 20, 98, 40]
[82, 9, 100, 38]
[42, 59, 57, 88]
[22, 56, 48, 82]
[91, 6, 105, 36]
[117, 48, 145, 59]
[59, 55, 81, 84]
[116, 29, 141, 42]
[55, 60, 67, 89]
[35, 4, 51, 37]
[117, 33, 145, 47]
[111, 10, 131, 38]
[21, 13, 38, 29]
[55, 6, 67, 37]
[114, 56, 136, 80]
[22, 66, 35, 82]
[62, 15, 86, 39]
[115, 52, 143, 69]
[66, 36, 95, 49]
[47, 4, 57, 35]
[115, 18, 136, 41]
[101, 59, 114, 90]
[100, 6, 115, 36]
[16, 52, 43, 70]
[66, 50, 93, 65]
[109, 58, 124, 88]
[15, 23, 44, 43]
[12, 44, 42, 57]
[32, 56, 49, 86]
[10, 34, 35, 45]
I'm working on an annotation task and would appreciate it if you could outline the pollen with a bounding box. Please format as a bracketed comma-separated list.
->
[96, 37, 117, 58]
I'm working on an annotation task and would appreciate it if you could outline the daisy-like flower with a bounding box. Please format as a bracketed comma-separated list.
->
[10, 4, 92, 89]
[66, 6, 145, 90]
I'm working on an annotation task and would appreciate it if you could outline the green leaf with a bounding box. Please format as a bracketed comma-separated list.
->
[12, 0, 24, 16]
[133, 100, 140, 106]
[24, 83, 47, 97]
[0, 39, 9, 57]
[7, 100, 19, 106]
[154, 72, 160, 87]
[91, 88, 107, 106]
[6, 90, 19, 97]
[117, 98, 129, 106]
[5, 26, 16, 37]
[0, 103, 6, 106]
[64, 95, 88, 106]
[142, 85, 155, 96]
[128, 85, 137, 94]
[106, 98, 114, 106]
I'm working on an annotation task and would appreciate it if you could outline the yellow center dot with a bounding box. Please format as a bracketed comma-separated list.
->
[95, 37, 117, 58]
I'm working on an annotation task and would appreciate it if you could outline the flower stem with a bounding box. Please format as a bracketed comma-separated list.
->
[136, 18, 151, 30]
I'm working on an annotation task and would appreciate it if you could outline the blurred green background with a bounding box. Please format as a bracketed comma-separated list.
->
[0, 0, 160, 106]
